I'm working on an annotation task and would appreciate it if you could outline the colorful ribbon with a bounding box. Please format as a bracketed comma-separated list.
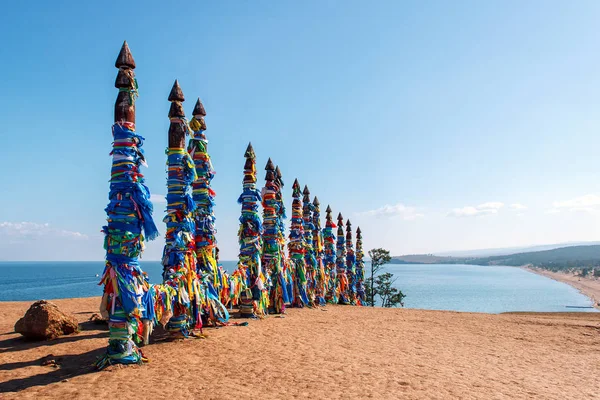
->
[335, 214, 349, 304]
[323, 206, 337, 304]
[189, 113, 230, 325]
[345, 219, 357, 305]
[97, 122, 158, 369]
[288, 180, 309, 307]
[161, 145, 201, 336]
[237, 144, 267, 317]
[312, 198, 326, 306]
[302, 187, 317, 305]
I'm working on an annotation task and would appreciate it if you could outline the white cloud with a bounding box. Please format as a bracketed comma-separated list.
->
[448, 202, 504, 217]
[552, 194, 600, 210]
[477, 202, 504, 210]
[358, 203, 424, 220]
[0, 222, 101, 261]
[545, 208, 561, 215]
[0, 222, 88, 239]
[546, 194, 600, 215]
[449, 207, 493, 217]
[509, 203, 527, 210]
[150, 194, 166, 203]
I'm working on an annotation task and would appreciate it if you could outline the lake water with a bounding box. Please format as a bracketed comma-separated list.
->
[0, 262, 596, 313]
[382, 263, 597, 313]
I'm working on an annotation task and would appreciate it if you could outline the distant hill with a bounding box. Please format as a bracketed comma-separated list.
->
[435, 241, 600, 258]
[461, 245, 600, 270]
[390, 254, 458, 264]
[392, 245, 600, 271]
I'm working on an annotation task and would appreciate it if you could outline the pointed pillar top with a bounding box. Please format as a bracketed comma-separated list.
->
[302, 185, 311, 203]
[326, 205, 332, 213]
[313, 196, 320, 206]
[265, 158, 275, 171]
[168, 80, 185, 102]
[114, 41, 137, 124]
[275, 165, 284, 187]
[167, 80, 186, 147]
[193, 98, 206, 117]
[115, 41, 136, 69]
[265, 158, 275, 181]
[245, 142, 255, 158]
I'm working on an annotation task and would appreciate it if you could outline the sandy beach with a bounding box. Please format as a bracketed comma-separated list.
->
[524, 267, 600, 310]
[0, 298, 599, 399]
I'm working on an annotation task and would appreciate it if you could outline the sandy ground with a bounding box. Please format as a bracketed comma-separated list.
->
[0, 298, 599, 400]
[525, 267, 600, 310]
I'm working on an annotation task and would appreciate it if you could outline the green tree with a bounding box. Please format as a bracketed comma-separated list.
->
[367, 248, 392, 307]
[374, 272, 406, 307]
[365, 279, 374, 306]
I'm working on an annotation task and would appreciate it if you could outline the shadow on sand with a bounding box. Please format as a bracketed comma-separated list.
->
[0, 320, 107, 355]
[0, 322, 109, 393]
[0, 347, 105, 393]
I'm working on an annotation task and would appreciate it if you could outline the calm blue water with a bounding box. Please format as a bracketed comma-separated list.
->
[383, 264, 597, 313]
[0, 261, 237, 303]
[0, 262, 596, 313]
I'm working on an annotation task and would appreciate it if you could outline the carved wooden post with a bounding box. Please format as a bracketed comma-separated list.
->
[323, 205, 337, 303]
[97, 41, 158, 369]
[188, 98, 229, 324]
[161, 80, 201, 337]
[345, 219, 357, 305]
[312, 197, 326, 306]
[114, 42, 137, 124]
[237, 143, 266, 317]
[262, 158, 286, 313]
[168, 80, 187, 147]
[262, 158, 277, 284]
[302, 186, 317, 305]
[289, 179, 309, 307]
[336, 213, 349, 304]
[275, 166, 294, 305]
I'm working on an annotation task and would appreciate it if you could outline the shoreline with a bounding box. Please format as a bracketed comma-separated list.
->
[522, 266, 600, 310]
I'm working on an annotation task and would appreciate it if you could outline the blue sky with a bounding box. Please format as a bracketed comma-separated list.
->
[1, 1, 600, 260]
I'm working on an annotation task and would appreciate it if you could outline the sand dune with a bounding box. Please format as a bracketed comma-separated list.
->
[0, 298, 599, 399]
